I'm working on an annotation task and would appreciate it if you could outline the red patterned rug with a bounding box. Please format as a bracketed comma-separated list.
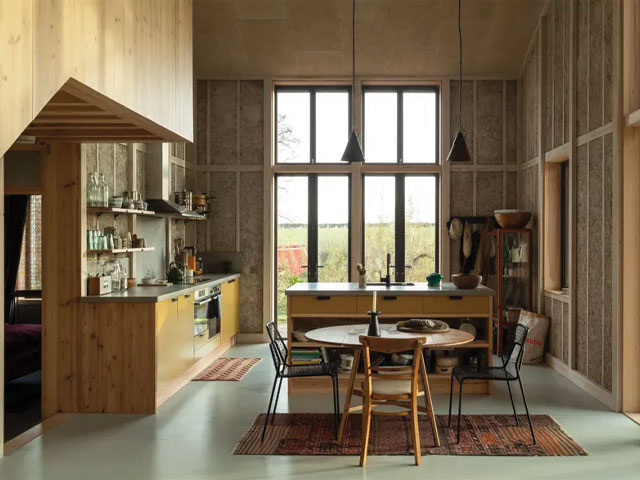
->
[234, 413, 586, 456]
[192, 358, 261, 381]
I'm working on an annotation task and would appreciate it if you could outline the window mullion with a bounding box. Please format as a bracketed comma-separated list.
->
[398, 88, 403, 164]
[395, 174, 405, 282]
[308, 175, 318, 282]
[310, 89, 316, 164]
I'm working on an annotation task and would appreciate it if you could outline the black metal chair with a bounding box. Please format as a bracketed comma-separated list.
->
[448, 323, 536, 445]
[261, 321, 340, 442]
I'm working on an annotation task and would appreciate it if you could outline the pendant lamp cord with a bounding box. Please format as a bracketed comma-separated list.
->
[458, 0, 465, 134]
[352, 0, 356, 131]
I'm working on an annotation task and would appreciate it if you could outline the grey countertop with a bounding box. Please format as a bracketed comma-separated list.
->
[285, 282, 494, 296]
[80, 273, 240, 303]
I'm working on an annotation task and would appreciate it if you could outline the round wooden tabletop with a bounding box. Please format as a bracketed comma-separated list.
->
[305, 323, 475, 348]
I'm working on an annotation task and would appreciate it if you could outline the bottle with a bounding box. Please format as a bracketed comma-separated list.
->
[87, 173, 97, 207]
[98, 174, 109, 207]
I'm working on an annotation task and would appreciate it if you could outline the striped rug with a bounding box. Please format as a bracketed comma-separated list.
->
[234, 413, 586, 456]
[193, 357, 262, 381]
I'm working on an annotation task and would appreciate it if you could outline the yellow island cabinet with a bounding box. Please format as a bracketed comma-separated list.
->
[285, 282, 494, 394]
[78, 275, 239, 414]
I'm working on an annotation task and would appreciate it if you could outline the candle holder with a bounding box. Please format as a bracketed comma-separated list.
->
[367, 311, 381, 337]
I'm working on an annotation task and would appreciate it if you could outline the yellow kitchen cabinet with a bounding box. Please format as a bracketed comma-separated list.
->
[356, 294, 421, 314]
[157, 295, 195, 395]
[290, 295, 357, 314]
[221, 278, 239, 345]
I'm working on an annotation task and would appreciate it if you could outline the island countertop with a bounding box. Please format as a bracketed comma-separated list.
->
[80, 273, 240, 303]
[285, 282, 494, 296]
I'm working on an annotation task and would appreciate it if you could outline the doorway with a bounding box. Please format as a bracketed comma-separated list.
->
[274, 174, 351, 325]
[4, 194, 43, 443]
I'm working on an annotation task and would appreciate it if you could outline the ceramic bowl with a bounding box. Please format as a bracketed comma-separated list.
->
[494, 209, 532, 229]
[452, 273, 482, 289]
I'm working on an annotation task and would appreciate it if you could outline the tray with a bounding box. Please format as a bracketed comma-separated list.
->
[396, 319, 450, 334]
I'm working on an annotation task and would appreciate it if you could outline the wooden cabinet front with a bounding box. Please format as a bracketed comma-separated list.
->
[290, 295, 357, 314]
[422, 295, 490, 315]
[356, 294, 422, 314]
[221, 278, 239, 345]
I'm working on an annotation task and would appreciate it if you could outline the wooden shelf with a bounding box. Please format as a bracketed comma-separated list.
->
[149, 212, 207, 221]
[87, 207, 156, 216]
[627, 108, 640, 128]
[87, 247, 155, 255]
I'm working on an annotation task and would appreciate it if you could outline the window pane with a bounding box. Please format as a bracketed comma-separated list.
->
[364, 176, 395, 280]
[364, 91, 397, 163]
[403, 92, 437, 164]
[318, 176, 349, 282]
[277, 177, 308, 322]
[405, 177, 437, 282]
[276, 92, 310, 163]
[316, 92, 349, 163]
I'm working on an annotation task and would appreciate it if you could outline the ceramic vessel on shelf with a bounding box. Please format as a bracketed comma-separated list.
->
[494, 209, 531, 229]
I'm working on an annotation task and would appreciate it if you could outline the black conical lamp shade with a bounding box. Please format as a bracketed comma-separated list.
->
[447, 130, 471, 162]
[341, 128, 365, 163]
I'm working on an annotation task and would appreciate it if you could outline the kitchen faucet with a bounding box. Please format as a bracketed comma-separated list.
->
[380, 253, 393, 288]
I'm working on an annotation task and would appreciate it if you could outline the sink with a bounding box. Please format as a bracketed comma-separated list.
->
[366, 282, 416, 287]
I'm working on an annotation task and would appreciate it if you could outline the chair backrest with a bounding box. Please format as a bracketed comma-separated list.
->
[266, 321, 288, 370]
[359, 336, 425, 396]
[502, 323, 530, 374]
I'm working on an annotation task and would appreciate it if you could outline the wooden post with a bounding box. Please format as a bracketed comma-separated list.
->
[41, 143, 86, 417]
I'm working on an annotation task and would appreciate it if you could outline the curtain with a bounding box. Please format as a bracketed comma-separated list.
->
[5, 195, 28, 324]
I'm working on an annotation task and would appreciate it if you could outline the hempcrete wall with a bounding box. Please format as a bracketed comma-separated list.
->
[194, 79, 264, 334]
[449, 79, 519, 274]
[518, 0, 615, 392]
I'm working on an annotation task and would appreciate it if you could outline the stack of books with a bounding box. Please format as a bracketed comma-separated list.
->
[291, 349, 323, 365]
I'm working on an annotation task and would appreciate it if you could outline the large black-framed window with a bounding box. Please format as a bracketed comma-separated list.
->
[274, 86, 352, 164]
[363, 85, 440, 164]
[274, 174, 352, 322]
[362, 174, 439, 284]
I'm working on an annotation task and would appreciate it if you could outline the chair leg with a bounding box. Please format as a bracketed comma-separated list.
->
[448, 374, 455, 427]
[506, 380, 519, 426]
[261, 374, 279, 443]
[331, 375, 339, 436]
[359, 397, 372, 467]
[410, 396, 421, 466]
[456, 379, 464, 444]
[270, 377, 284, 425]
[517, 377, 537, 445]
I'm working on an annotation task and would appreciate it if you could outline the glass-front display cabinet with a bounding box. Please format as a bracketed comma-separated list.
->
[486, 229, 533, 354]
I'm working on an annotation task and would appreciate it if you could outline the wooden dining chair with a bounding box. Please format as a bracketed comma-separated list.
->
[358, 335, 426, 467]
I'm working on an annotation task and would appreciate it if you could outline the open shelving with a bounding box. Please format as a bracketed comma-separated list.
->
[87, 207, 156, 217]
[87, 247, 155, 256]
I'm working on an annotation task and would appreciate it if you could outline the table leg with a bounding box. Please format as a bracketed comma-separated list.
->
[337, 348, 360, 445]
[421, 357, 440, 447]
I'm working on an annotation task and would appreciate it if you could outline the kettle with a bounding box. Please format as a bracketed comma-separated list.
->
[167, 262, 184, 283]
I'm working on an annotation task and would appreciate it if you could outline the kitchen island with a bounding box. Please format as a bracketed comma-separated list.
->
[77, 274, 240, 413]
[285, 282, 494, 394]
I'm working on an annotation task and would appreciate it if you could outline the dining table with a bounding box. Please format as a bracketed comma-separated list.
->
[305, 323, 475, 447]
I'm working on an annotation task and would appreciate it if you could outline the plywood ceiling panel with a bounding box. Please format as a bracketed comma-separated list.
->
[194, 0, 546, 77]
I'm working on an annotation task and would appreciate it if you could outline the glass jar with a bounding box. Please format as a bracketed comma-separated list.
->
[87, 173, 98, 207]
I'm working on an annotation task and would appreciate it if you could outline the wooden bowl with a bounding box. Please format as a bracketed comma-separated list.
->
[452, 274, 482, 289]
[494, 210, 531, 229]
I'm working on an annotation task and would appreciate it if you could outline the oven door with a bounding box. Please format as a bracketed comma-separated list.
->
[194, 297, 212, 338]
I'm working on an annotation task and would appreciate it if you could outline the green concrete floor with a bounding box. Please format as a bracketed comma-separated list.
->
[1, 343, 639, 480]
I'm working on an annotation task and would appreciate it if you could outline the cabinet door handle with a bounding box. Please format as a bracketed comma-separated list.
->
[448, 295, 463, 300]
[317, 296, 331, 301]
[184, 294, 191, 298]
[172, 297, 179, 302]
[383, 296, 397, 300]
[228, 278, 236, 284]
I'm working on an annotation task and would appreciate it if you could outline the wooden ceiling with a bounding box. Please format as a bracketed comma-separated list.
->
[20, 79, 186, 144]
[194, 0, 547, 78]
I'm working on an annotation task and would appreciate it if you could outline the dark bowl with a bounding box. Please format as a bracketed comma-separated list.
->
[452, 274, 482, 289]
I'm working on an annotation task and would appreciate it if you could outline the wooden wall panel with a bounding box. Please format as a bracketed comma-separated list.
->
[0, 0, 193, 157]
[0, 0, 33, 159]
[576, 0, 589, 136]
[575, 143, 589, 376]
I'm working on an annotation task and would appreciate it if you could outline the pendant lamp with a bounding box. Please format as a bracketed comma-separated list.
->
[341, 0, 365, 163]
[447, 0, 471, 163]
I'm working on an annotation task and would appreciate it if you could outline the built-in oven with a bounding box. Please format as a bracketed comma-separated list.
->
[193, 284, 222, 345]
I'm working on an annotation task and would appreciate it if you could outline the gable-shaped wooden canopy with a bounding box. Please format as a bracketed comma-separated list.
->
[11, 78, 189, 147]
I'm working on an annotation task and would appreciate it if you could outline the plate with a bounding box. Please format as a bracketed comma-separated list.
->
[396, 319, 450, 333]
